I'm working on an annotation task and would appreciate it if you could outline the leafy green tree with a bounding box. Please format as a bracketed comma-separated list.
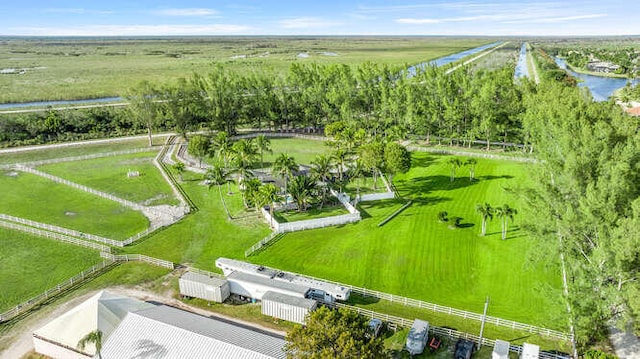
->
[126, 80, 160, 147]
[187, 134, 210, 167]
[77, 330, 103, 359]
[231, 139, 258, 188]
[383, 142, 411, 185]
[243, 177, 264, 213]
[332, 149, 350, 182]
[288, 175, 317, 212]
[211, 131, 232, 170]
[495, 204, 517, 240]
[206, 162, 234, 220]
[254, 134, 272, 167]
[285, 306, 387, 359]
[161, 78, 197, 140]
[173, 162, 185, 182]
[272, 153, 297, 194]
[475, 203, 493, 236]
[358, 141, 385, 189]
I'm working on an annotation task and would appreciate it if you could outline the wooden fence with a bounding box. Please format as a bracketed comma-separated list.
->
[0, 260, 117, 323]
[0, 219, 111, 252]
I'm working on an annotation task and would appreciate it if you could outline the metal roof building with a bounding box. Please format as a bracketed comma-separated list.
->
[179, 271, 230, 303]
[227, 271, 310, 300]
[100, 305, 286, 359]
[261, 291, 317, 324]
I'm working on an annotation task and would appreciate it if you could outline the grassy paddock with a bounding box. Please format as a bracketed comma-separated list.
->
[274, 204, 349, 223]
[0, 170, 148, 239]
[0, 227, 101, 312]
[251, 152, 566, 329]
[39, 152, 178, 206]
[0, 37, 492, 103]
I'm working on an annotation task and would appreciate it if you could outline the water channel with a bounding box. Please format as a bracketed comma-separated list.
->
[514, 43, 529, 80]
[554, 57, 637, 102]
[403, 41, 503, 78]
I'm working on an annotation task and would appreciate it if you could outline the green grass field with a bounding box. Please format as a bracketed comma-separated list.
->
[0, 37, 492, 103]
[262, 137, 332, 166]
[0, 170, 148, 239]
[275, 204, 349, 223]
[38, 152, 179, 206]
[251, 152, 566, 329]
[0, 227, 102, 313]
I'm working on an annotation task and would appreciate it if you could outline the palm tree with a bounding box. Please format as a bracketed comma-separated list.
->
[211, 131, 232, 169]
[254, 134, 272, 167]
[465, 158, 477, 181]
[242, 177, 263, 212]
[173, 162, 185, 182]
[288, 175, 317, 212]
[77, 330, 103, 359]
[332, 149, 350, 182]
[311, 154, 333, 209]
[260, 184, 281, 228]
[348, 159, 367, 200]
[495, 204, 518, 240]
[206, 163, 234, 220]
[447, 157, 462, 182]
[272, 153, 297, 194]
[231, 139, 258, 189]
[475, 203, 493, 236]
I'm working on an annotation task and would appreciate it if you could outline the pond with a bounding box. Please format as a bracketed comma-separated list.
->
[554, 57, 637, 102]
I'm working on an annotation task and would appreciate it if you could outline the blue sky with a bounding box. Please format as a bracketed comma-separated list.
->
[0, 1, 637, 36]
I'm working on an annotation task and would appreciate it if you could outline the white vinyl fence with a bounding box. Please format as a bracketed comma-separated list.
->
[405, 145, 538, 163]
[276, 212, 361, 233]
[0, 147, 157, 169]
[358, 192, 396, 202]
[0, 219, 111, 252]
[0, 260, 117, 323]
[100, 253, 175, 269]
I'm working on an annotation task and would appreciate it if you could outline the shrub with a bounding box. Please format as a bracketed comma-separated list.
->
[438, 211, 448, 222]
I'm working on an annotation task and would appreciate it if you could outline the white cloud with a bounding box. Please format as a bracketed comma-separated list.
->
[502, 14, 607, 24]
[153, 8, 219, 17]
[396, 18, 442, 24]
[279, 17, 340, 29]
[8, 24, 251, 36]
[43, 8, 113, 15]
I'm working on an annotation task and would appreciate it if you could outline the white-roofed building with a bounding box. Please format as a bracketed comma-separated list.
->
[492, 339, 510, 359]
[33, 291, 154, 359]
[100, 305, 286, 359]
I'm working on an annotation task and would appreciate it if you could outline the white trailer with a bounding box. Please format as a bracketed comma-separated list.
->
[227, 271, 310, 300]
[179, 271, 230, 303]
[521, 343, 540, 359]
[405, 319, 429, 356]
[261, 291, 317, 324]
[492, 339, 510, 359]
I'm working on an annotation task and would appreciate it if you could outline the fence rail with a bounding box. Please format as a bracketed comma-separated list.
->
[100, 253, 175, 269]
[0, 260, 117, 323]
[231, 132, 328, 142]
[0, 147, 158, 169]
[245, 231, 282, 257]
[0, 213, 123, 247]
[186, 266, 227, 279]
[154, 136, 193, 212]
[288, 270, 571, 341]
[0, 220, 111, 252]
[405, 145, 538, 163]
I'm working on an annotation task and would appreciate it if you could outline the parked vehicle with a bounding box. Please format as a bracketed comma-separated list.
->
[405, 319, 429, 355]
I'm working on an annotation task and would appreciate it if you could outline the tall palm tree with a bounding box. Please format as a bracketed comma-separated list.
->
[288, 175, 317, 212]
[311, 154, 333, 209]
[272, 153, 297, 194]
[211, 131, 232, 169]
[332, 149, 350, 182]
[254, 134, 272, 167]
[475, 203, 493, 236]
[447, 157, 462, 182]
[260, 184, 281, 228]
[495, 204, 518, 240]
[78, 330, 103, 359]
[231, 139, 258, 188]
[206, 163, 234, 220]
[465, 158, 477, 181]
[242, 178, 263, 212]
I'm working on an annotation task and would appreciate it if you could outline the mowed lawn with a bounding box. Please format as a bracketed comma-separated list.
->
[252, 152, 566, 329]
[0, 170, 148, 239]
[39, 152, 179, 206]
[261, 138, 332, 167]
[0, 227, 101, 312]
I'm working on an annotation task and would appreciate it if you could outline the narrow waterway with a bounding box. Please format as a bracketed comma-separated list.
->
[554, 57, 637, 102]
[514, 43, 529, 80]
[406, 41, 503, 78]
[0, 96, 124, 110]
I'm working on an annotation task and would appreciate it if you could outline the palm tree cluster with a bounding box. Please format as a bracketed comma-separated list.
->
[475, 203, 517, 239]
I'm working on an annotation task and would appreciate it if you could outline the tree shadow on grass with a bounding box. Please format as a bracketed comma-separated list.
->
[396, 175, 478, 199]
[410, 155, 438, 169]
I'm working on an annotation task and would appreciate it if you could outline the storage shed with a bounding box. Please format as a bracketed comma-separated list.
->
[227, 271, 310, 300]
[261, 291, 317, 324]
[492, 339, 510, 359]
[405, 319, 429, 355]
[521, 342, 540, 359]
[179, 271, 230, 303]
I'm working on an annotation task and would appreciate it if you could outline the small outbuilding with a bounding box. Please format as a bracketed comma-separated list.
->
[179, 271, 230, 303]
[261, 291, 317, 324]
[492, 339, 510, 359]
[521, 342, 540, 359]
[405, 319, 429, 355]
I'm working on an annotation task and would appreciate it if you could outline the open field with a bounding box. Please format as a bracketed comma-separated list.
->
[251, 152, 566, 329]
[38, 152, 179, 206]
[0, 170, 148, 239]
[0, 227, 101, 312]
[0, 37, 493, 103]
[274, 204, 350, 223]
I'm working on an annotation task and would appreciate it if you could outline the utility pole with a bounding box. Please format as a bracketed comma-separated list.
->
[478, 296, 490, 350]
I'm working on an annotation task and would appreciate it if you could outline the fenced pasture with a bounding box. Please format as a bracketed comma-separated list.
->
[0, 227, 101, 313]
[38, 152, 179, 206]
[0, 37, 492, 103]
[251, 153, 566, 330]
[0, 170, 148, 239]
